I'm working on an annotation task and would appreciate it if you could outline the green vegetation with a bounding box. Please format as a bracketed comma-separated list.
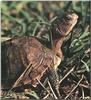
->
[1, 1, 90, 99]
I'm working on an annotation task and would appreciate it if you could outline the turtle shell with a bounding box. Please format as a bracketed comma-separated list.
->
[1, 36, 55, 89]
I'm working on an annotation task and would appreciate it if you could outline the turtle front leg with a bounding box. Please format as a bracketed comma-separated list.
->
[47, 67, 61, 99]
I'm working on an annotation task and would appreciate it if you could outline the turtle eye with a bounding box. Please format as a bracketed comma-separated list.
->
[65, 14, 72, 21]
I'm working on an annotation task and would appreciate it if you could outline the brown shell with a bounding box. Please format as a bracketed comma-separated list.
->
[1, 13, 78, 89]
[1, 36, 54, 89]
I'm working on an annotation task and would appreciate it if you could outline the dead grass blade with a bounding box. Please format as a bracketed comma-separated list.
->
[65, 75, 84, 99]
[48, 81, 58, 99]
[59, 66, 75, 84]
[36, 78, 52, 97]
[12, 62, 32, 88]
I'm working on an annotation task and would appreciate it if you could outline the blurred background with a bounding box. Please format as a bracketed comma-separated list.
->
[1, 1, 90, 99]
[1, 1, 90, 37]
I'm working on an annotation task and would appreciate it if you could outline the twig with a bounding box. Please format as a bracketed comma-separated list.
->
[82, 87, 85, 99]
[65, 75, 84, 99]
[3, 63, 33, 97]
[47, 81, 58, 99]
[59, 66, 75, 84]
[1, 37, 11, 42]
[12, 62, 32, 88]
[43, 77, 49, 86]
[79, 84, 90, 89]
[73, 81, 90, 89]
[36, 79, 52, 97]
[43, 94, 50, 99]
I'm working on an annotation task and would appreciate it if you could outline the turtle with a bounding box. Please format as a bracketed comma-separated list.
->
[1, 12, 78, 98]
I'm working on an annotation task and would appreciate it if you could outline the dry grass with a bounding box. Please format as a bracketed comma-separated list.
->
[1, 1, 90, 99]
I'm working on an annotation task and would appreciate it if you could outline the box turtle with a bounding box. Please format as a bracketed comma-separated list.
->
[1, 12, 78, 98]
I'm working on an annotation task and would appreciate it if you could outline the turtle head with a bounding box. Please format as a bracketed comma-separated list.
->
[52, 12, 78, 39]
